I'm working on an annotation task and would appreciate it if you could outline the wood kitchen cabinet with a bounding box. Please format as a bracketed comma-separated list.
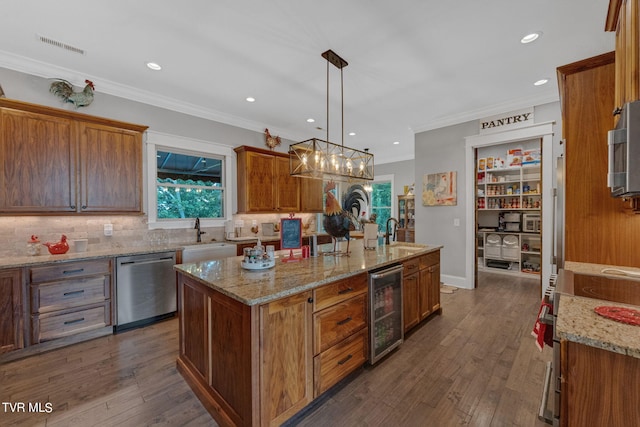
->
[235, 145, 324, 213]
[176, 270, 370, 426]
[28, 258, 113, 344]
[0, 99, 147, 215]
[235, 145, 300, 213]
[557, 53, 640, 266]
[606, 0, 640, 112]
[312, 273, 368, 396]
[403, 250, 441, 333]
[300, 178, 324, 212]
[0, 268, 24, 354]
[560, 340, 640, 426]
[260, 291, 314, 425]
[177, 273, 312, 427]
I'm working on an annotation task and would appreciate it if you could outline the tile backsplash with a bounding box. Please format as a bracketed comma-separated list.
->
[0, 213, 318, 257]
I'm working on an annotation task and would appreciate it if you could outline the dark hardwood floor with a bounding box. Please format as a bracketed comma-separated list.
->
[0, 272, 550, 427]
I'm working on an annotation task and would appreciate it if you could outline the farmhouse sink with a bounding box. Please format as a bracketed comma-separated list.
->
[181, 242, 237, 264]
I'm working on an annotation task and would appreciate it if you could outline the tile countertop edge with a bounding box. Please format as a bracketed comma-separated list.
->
[556, 264, 640, 360]
[174, 243, 442, 306]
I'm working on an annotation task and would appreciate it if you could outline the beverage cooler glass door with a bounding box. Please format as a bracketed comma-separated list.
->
[369, 264, 404, 364]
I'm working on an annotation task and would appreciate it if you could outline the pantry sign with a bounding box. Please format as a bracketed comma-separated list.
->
[479, 107, 534, 135]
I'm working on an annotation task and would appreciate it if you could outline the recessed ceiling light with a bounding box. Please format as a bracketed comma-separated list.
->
[307, 118, 315, 123]
[246, 97, 255, 103]
[521, 32, 542, 44]
[146, 62, 162, 71]
[349, 132, 356, 136]
[534, 78, 549, 86]
[393, 141, 400, 145]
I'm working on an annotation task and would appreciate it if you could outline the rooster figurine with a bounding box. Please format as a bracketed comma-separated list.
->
[264, 128, 281, 150]
[44, 234, 70, 255]
[323, 181, 370, 254]
[49, 79, 95, 108]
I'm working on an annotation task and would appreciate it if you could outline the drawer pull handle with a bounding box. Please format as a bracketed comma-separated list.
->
[63, 290, 85, 297]
[337, 354, 353, 366]
[338, 287, 354, 295]
[64, 317, 85, 325]
[63, 268, 85, 275]
[337, 316, 352, 326]
[408, 264, 417, 270]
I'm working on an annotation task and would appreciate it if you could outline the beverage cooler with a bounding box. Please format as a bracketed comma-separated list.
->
[369, 264, 404, 364]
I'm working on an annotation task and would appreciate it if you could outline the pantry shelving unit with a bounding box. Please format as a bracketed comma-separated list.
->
[476, 164, 542, 276]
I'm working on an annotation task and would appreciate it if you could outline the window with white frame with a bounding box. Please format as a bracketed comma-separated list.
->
[146, 132, 234, 229]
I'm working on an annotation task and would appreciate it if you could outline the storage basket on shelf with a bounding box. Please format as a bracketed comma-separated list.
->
[485, 234, 502, 258]
[501, 234, 519, 260]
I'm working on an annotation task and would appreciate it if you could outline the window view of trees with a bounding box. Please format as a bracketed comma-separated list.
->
[156, 150, 225, 219]
[370, 181, 392, 232]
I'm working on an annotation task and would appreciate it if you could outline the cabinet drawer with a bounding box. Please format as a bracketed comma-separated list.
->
[31, 275, 111, 314]
[403, 257, 420, 275]
[32, 301, 111, 343]
[313, 273, 367, 312]
[419, 251, 439, 269]
[29, 259, 112, 283]
[313, 328, 368, 397]
[313, 294, 367, 355]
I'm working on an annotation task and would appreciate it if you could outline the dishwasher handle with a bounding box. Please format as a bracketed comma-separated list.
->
[118, 256, 175, 267]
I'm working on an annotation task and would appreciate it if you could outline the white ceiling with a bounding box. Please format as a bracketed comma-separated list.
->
[0, 1, 614, 164]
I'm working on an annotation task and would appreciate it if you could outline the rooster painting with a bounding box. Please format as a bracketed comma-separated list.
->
[323, 181, 370, 254]
[264, 128, 281, 150]
[49, 79, 95, 108]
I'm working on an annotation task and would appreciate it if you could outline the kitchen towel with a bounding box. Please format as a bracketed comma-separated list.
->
[532, 299, 553, 351]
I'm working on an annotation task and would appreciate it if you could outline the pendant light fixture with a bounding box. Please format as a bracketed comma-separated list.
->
[290, 50, 374, 181]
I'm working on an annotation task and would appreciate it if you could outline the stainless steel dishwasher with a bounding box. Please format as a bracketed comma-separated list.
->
[115, 251, 177, 332]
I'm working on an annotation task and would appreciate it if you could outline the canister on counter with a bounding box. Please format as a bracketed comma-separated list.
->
[301, 245, 310, 259]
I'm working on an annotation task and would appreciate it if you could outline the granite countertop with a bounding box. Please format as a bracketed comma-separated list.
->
[174, 241, 441, 306]
[556, 261, 640, 359]
[0, 244, 187, 269]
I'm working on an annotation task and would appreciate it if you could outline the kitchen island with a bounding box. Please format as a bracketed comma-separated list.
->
[173, 241, 441, 427]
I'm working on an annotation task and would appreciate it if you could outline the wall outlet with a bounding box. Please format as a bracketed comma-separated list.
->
[104, 223, 113, 236]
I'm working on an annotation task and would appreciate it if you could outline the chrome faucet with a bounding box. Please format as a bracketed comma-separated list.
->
[194, 217, 206, 243]
[385, 217, 399, 245]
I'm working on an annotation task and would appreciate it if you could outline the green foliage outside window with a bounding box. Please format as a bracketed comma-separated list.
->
[370, 181, 392, 232]
[157, 179, 223, 219]
[156, 150, 224, 220]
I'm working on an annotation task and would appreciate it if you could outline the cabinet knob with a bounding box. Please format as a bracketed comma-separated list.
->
[307, 297, 314, 304]
[613, 107, 623, 116]
[70, 205, 76, 209]
[81, 205, 87, 210]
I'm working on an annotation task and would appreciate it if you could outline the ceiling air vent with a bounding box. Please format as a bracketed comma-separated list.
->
[37, 34, 85, 55]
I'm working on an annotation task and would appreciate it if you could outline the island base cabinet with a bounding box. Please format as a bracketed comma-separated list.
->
[177, 273, 313, 427]
[403, 250, 441, 334]
[313, 328, 367, 396]
[561, 340, 640, 427]
[259, 292, 313, 426]
[177, 275, 254, 427]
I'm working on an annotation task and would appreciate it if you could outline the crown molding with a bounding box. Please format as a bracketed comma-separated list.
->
[413, 91, 559, 134]
[0, 50, 293, 138]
